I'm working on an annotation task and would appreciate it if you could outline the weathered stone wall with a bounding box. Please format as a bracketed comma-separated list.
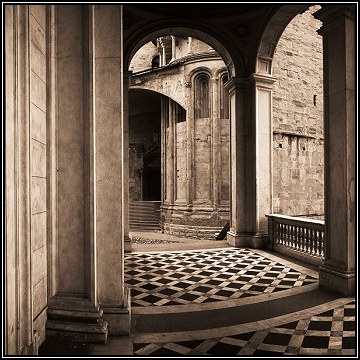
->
[272, 5, 324, 218]
[175, 121, 187, 201]
[129, 37, 212, 74]
[194, 118, 212, 202]
[129, 41, 158, 73]
[129, 41, 230, 237]
[130, 57, 226, 113]
[220, 121, 230, 203]
[131, 66, 187, 109]
[175, 37, 211, 58]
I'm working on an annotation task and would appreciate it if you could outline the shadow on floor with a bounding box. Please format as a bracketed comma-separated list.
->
[38, 339, 94, 356]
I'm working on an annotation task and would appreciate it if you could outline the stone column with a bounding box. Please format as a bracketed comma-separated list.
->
[47, 5, 108, 344]
[188, 36, 193, 55]
[314, 5, 355, 296]
[123, 71, 132, 253]
[226, 77, 252, 247]
[173, 102, 178, 201]
[93, 4, 130, 334]
[5, 5, 35, 354]
[160, 96, 167, 231]
[186, 80, 194, 207]
[161, 39, 166, 66]
[170, 35, 176, 62]
[168, 100, 175, 204]
[251, 74, 276, 247]
[212, 77, 220, 209]
[226, 74, 275, 249]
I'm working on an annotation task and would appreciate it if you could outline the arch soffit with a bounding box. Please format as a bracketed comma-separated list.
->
[129, 87, 186, 111]
[256, 4, 313, 75]
[124, 26, 238, 78]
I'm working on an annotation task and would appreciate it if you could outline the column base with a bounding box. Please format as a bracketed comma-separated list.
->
[227, 231, 268, 249]
[46, 296, 108, 344]
[124, 234, 132, 253]
[251, 233, 269, 249]
[319, 262, 355, 296]
[227, 231, 251, 247]
[20, 339, 39, 355]
[102, 307, 131, 336]
[101, 286, 131, 336]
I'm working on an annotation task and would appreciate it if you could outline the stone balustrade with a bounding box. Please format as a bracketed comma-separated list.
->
[266, 214, 325, 266]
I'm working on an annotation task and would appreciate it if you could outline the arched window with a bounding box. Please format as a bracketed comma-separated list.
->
[152, 55, 160, 68]
[220, 73, 229, 119]
[194, 73, 210, 119]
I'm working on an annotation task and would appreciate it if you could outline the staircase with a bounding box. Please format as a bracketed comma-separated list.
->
[129, 201, 161, 231]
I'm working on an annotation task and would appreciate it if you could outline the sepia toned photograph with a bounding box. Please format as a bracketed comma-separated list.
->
[3, 2, 357, 357]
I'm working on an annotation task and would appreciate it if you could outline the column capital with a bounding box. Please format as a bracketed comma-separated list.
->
[224, 76, 252, 92]
[225, 74, 276, 92]
[313, 5, 355, 34]
[251, 73, 277, 89]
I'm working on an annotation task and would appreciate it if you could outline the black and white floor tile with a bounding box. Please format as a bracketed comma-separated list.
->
[133, 299, 356, 356]
[125, 248, 318, 307]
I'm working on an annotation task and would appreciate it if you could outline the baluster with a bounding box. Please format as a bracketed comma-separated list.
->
[284, 224, 289, 247]
[304, 227, 309, 254]
[314, 230, 319, 255]
[289, 225, 292, 248]
[316, 230, 320, 256]
[292, 225, 296, 249]
[299, 226, 303, 251]
[309, 229, 315, 255]
[288, 225, 291, 247]
[295, 226, 301, 250]
[319, 230, 324, 257]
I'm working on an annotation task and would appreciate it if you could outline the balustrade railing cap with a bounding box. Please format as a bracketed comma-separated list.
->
[266, 213, 325, 225]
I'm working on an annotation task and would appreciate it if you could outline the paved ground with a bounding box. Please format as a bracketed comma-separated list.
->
[39, 231, 356, 357]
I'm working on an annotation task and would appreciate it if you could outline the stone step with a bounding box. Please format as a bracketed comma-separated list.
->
[129, 201, 161, 230]
[132, 288, 338, 336]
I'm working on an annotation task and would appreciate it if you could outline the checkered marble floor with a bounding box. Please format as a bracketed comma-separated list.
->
[134, 299, 356, 356]
[125, 248, 318, 307]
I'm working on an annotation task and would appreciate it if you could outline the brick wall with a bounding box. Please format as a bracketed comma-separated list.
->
[272, 6, 324, 218]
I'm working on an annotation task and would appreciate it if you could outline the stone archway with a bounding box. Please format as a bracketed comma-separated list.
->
[256, 4, 310, 74]
[256, 4, 356, 295]
[124, 25, 238, 77]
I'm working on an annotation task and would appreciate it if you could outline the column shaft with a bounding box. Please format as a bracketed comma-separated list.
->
[93, 4, 130, 334]
[314, 5, 355, 296]
[226, 75, 275, 249]
[123, 71, 132, 253]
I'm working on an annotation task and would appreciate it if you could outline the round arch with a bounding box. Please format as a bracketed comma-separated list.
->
[256, 4, 312, 74]
[124, 25, 240, 78]
[129, 87, 187, 111]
